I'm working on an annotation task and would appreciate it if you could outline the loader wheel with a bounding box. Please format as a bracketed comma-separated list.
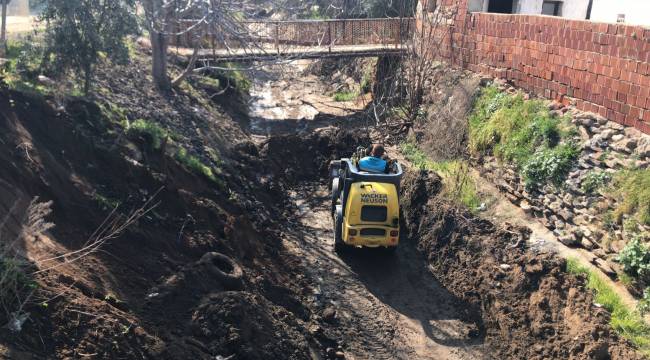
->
[333, 212, 346, 253]
[198, 252, 244, 290]
[331, 178, 340, 217]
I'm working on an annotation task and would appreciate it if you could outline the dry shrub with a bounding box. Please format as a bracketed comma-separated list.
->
[0, 198, 54, 331]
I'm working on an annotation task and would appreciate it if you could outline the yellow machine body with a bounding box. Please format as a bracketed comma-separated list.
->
[341, 182, 400, 248]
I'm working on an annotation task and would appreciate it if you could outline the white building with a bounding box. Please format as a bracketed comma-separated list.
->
[467, 0, 650, 26]
[589, 0, 650, 27]
[468, 0, 591, 19]
[7, 0, 30, 16]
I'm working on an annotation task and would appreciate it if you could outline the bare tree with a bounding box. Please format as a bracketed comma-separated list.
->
[141, 0, 302, 90]
[0, 0, 10, 58]
[371, 0, 459, 133]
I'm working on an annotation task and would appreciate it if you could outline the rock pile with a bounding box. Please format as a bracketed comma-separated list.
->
[478, 98, 650, 277]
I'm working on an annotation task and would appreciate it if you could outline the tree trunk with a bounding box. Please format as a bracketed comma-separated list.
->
[144, 0, 171, 91]
[1, 3, 8, 58]
[151, 29, 170, 91]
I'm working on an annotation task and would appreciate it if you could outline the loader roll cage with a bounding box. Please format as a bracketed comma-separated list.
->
[330, 158, 403, 218]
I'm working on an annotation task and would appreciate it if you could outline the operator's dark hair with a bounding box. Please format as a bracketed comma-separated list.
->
[370, 144, 385, 157]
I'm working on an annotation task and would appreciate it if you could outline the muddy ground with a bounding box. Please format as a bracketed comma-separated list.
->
[0, 48, 644, 360]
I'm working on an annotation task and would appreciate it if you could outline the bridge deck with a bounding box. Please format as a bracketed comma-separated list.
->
[170, 17, 413, 61]
[188, 44, 408, 61]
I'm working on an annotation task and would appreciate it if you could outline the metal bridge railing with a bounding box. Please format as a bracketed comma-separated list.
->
[171, 18, 414, 54]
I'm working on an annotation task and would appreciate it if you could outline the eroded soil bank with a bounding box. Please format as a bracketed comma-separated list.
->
[402, 169, 642, 360]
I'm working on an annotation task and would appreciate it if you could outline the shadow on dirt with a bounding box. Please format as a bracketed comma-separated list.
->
[339, 242, 485, 350]
[287, 181, 486, 355]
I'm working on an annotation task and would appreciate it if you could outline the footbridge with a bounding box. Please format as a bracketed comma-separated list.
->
[172, 18, 414, 61]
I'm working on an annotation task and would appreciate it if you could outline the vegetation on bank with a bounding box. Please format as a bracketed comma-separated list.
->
[175, 148, 223, 188]
[333, 91, 357, 102]
[401, 142, 481, 210]
[331, 60, 374, 102]
[40, 0, 139, 94]
[126, 119, 169, 151]
[1, 39, 52, 95]
[581, 170, 612, 195]
[611, 169, 650, 227]
[567, 258, 650, 355]
[0, 199, 54, 330]
[213, 62, 251, 99]
[469, 86, 578, 190]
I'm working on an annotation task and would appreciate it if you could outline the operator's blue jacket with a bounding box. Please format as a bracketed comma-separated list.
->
[359, 156, 387, 173]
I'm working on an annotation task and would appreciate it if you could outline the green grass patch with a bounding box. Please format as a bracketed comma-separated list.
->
[469, 86, 578, 190]
[217, 62, 251, 97]
[175, 148, 223, 187]
[196, 76, 221, 90]
[611, 169, 650, 226]
[360, 64, 374, 94]
[93, 193, 121, 211]
[333, 91, 357, 102]
[401, 142, 481, 210]
[566, 258, 650, 354]
[1, 38, 52, 96]
[618, 236, 650, 283]
[581, 170, 612, 195]
[126, 119, 169, 151]
[98, 101, 130, 128]
[521, 144, 580, 189]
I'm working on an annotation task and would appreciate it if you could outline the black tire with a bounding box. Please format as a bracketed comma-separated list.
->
[331, 178, 340, 218]
[333, 212, 346, 253]
[198, 252, 244, 290]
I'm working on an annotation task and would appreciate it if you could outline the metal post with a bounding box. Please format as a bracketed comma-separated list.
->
[274, 22, 279, 55]
[397, 19, 401, 49]
[328, 22, 333, 53]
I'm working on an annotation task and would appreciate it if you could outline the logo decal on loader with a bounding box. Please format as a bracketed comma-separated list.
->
[360, 193, 388, 204]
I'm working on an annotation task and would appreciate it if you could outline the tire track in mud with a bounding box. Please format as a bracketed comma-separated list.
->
[283, 184, 487, 360]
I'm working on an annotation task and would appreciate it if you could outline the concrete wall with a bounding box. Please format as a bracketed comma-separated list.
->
[590, 0, 650, 26]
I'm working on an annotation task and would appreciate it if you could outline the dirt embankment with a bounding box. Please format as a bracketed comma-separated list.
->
[401, 169, 642, 360]
[0, 86, 332, 359]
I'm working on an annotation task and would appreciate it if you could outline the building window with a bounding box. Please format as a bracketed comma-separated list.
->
[488, 0, 514, 14]
[541, 1, 562, 16]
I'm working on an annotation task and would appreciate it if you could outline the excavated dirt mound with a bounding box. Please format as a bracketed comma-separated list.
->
[260, 128, 371, 184]
[401, 169, 642, 360]
[190, 291, 312, 360]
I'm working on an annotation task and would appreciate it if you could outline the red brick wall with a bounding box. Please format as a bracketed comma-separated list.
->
[427, 1, 650, 134]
